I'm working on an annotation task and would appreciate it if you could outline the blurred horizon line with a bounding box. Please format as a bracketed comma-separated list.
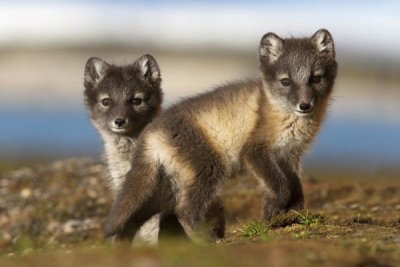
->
[1, 1, 400, 60]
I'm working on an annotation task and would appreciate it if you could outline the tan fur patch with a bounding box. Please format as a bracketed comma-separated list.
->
[193, 87, 261, 171]
[145, 130, 196, 197]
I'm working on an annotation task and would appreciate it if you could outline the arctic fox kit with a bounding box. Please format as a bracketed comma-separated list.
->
[104, 29, 338, 241]
[84, 54, 163, 243]
[84, 54, 225, 243]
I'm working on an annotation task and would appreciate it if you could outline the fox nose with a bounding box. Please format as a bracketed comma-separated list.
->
[299, 102, 312, 112]
[114, 118, 126, 127]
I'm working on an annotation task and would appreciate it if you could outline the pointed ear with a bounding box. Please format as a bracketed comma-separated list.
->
[84, 57, 109, 88]
[259, 32, 284, 63]
[312, 29, 335, 58]
[134, 54, 161, 86]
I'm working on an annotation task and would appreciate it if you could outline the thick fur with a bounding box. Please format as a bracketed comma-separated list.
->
[84, 54, 164, 244]
[84, 54, 225, 244]
[104, 29, 338, 242]
[84, 54, 163, 191]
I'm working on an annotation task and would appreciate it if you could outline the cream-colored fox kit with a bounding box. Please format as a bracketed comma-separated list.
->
[104, 29, 338, 241]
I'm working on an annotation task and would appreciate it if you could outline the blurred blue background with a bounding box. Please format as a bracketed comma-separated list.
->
[0, 0, 399, 173]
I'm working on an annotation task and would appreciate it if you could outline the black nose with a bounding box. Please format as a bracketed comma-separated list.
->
[114, 118, 126, 127]
[299, 102, 311, 112]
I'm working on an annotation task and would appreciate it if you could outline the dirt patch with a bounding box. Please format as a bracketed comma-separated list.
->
[0, 159, 399, 266]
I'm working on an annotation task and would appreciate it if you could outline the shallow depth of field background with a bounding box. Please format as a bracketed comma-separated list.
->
[0, 0, 399, 174]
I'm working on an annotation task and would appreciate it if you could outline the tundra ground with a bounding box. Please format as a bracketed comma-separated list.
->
[0, 158, 399, 266]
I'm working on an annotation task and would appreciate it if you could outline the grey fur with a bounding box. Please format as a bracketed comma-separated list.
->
[84, 54, 163, 244]
[104, 29, 337, 242]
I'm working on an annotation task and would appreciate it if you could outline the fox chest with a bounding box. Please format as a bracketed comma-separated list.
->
[104, 137, 136, 192]
[269, 118, 316, 164]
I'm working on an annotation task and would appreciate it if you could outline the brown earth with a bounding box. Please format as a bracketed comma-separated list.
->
[0, 158, 399, 266]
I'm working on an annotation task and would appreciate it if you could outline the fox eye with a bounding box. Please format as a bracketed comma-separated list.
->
[311, 75, 321, 84]
[101, 98, 112, 106]
[131, 98, 143, 106]
[281, 78, 291, 87]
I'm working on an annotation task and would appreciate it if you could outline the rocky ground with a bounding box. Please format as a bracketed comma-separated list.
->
[0, 158, 399, 266]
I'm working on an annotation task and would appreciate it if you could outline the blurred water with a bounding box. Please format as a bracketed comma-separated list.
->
[0, 107, 101, 161]
[0, 106, 399, 170]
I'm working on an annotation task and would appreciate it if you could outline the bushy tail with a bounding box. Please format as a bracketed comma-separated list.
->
[104, 159, 159, 238]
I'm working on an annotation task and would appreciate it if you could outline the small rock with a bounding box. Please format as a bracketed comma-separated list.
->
[61, 220, 82, 234]
[393, 235, 400, 243]
[1, 231, 12, 241]
[371, 206, 380, 212]
[60, 219, 100, 234]
[20, 188, 32, 199]
[87, 189, 98, 198]
[88, 177, 99, 186]
[47, 221, 59, 232]
[349, 203, 359, 210]
[322, 203, 331, 209]
[352, 230, 364, 237]
[0, 214, 10, 226]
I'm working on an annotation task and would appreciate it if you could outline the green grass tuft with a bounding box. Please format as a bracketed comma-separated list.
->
[291, 210, 324, 226]
[237, 221, 269, 239]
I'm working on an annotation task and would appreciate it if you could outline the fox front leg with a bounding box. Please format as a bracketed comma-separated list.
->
[247, 146, 303, 221]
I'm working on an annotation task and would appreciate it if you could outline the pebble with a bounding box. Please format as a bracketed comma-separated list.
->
[370, 206, 380, 212]
[1, 231, 12, 241]
[349, 203, 359, 210]
[61, 220, 84, 234]
[61, 219, 100, 234]
[20, 188, 32, 198]
[87, 189, 98, 198]
[393, 235, 400, 243]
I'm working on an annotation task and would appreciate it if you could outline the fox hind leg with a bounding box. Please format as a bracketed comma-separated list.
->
[174, 162, 227, 243]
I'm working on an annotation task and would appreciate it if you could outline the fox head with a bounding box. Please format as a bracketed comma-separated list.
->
[84, 54, 163, 137]
[259, 29, 337, 117]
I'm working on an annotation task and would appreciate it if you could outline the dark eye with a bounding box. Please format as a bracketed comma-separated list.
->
[131, 98, 143, 106]
[311, 75, 321, 84]
[281, 78, 291, 87]
[101, 98, 112, 106]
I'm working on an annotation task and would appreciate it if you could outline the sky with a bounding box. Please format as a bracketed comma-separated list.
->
[0, 1, 399, 59]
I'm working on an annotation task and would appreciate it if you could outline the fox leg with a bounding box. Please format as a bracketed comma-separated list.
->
[285, 171, 304, 211]
[159, 119, 228, 242]
[133, 214, 161, 245]
[247, 145, 303, 221]
[104, 150, 161, 239]
[205, 196, 225, 239]
[156, 196, 225, 241]
[170, 155, 227, 242]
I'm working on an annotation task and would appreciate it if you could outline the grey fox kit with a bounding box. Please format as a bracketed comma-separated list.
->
[84, 54, 224, 243]
[104, 29, 337, 242]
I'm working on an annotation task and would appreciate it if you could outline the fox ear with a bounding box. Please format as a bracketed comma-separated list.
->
[312, 29, 335, 58]
[134, 54, 161, 86]
[259, 32, 284, 63]
[84, 57, 109, 88]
